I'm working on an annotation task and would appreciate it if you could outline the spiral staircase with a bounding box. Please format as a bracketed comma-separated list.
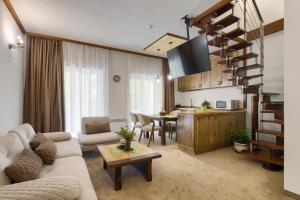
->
[190, 0, 284, 169]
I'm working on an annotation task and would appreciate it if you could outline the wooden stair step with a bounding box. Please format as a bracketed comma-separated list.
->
[219, 53, 258, 64]
[229, 41, 253, 51]
[233, 53, 258, 61]
[199, 24, 217, 36]
[212, 41, 253, 56]
[262, 102, 284, 112]
[192, 1, 234, 26]
[261, 101, 284, 104]
[229, 74, 263, 83]
[261, 110, 283, 114]
[208, 37, 228, 47]
[241, 151, 284, 166]
[214, 14, 240, 30]
[243, 74, 263, 80]
[223, 28, 246, 39]
[237, 64, 263, 71]
[252, 140, 284, 150]
[223, 64, 263, 73]
[212, 3, 234, 18]
[261, 119, 284, 125]
[262, 92, 281, 96]
[257, 129, 284, 137]
[243, 86, 259, 94]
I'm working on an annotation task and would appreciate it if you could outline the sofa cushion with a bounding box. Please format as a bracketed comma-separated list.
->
[40, 156, 97, 200]
[43, 132, 72, 142]
[35, 138, 57, 165]
[10, 124, 36, 148]
[30, 133, 46, 150]
[5, 148, 43, 183]
[0, 176, 80, 200]
[81, 117, 111, 134]
[78, 132, 120, 146]
[55, 138, 82, 159]
[0, 132, 24, 186]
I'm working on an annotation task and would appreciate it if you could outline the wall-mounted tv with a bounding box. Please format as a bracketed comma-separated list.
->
[167, 34, 211, 78]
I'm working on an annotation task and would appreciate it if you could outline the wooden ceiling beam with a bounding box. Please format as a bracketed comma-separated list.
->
[3, 0, 26, 34]
[26, 32, 165, 59]
[247, 18, 284, 41]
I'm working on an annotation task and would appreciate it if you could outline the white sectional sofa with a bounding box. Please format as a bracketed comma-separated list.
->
[0, 124, 97, 200]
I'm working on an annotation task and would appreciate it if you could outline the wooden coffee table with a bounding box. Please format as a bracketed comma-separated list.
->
[97, 142, 161, 191]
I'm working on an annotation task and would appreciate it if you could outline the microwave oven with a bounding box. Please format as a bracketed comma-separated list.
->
[215, 100, 240, 110]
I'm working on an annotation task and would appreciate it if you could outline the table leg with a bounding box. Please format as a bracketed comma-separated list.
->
[146, 160, 152, 182]
[114, 167, 122, 191]
[103, 160, 107, 169]
[161, 120, 166, 145]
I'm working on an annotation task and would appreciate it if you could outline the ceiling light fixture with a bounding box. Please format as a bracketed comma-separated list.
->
[146, 24, 154, 29]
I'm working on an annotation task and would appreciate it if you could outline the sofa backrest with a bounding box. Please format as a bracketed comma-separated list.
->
[0, 132, 24, 186]
[10, 124, 36, 148]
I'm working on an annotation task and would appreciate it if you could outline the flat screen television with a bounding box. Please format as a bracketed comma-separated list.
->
[167, 34, 211, 78]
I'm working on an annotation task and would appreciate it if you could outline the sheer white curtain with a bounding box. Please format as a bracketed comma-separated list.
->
[128, 54, 163, 115]
[63, 42, 109, 137]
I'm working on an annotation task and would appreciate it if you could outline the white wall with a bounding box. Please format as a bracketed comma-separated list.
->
[0, 1, 25, 133]
[108, 50, 129, 120]
[284, 0, 300, 196]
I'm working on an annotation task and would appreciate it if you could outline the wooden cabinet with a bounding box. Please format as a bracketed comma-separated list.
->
[177, 110, 246, 155]
[178, 55, 233, 92]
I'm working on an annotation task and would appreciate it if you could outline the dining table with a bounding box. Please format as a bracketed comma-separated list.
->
[152, 114, 177, 145]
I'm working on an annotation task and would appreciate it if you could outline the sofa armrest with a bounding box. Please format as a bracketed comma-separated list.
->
[43, 132, 72, 142]
[0, 176, 80, 200]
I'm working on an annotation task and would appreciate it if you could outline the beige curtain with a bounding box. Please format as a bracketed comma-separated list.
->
[23, 36, 65, 132]
[163, 58, 175, 113]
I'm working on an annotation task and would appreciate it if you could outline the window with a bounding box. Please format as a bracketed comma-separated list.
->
[63, 42, 108, 137]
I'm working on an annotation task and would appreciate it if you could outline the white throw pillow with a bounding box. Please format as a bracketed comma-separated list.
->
[0, 176, 80, 200]
[43, 132, 72, 142]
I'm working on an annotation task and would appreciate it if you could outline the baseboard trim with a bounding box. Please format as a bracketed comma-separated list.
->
[284, 190, 300, 200]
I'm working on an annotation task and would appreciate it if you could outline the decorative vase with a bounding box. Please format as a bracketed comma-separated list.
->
[124, 139, 131, 151]
[234, 142, 249, 153]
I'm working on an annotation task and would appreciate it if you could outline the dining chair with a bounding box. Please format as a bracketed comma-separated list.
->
[166, 110, 179, 141]
[137, 114, 162, 146]
[129, 112, 144, 138]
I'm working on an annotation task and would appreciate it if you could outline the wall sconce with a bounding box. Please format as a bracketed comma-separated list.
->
[8, 36, 24, 50]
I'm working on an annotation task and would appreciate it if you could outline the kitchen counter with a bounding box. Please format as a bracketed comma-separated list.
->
[177, 109, 246, 155]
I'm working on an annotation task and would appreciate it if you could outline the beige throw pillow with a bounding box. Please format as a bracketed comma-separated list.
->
[85, 123, 111, 134]
[30, 133, 46, 150]
[43, 132, 72, 142]
[5, 148, 43, 183]
[35, 138, 57, 165]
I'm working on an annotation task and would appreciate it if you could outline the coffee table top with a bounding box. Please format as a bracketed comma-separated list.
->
[97, 142, 161, 167]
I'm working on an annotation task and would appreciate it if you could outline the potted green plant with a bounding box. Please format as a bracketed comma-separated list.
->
[201, 100, 209, 112]
[230, 127, 251, 153]
[119, 126, 136, 151]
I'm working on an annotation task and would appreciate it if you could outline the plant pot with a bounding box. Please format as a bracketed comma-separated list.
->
[201, 106, 207, 112]
[234, 142, 249, 153]
[124, 139, 131, 151]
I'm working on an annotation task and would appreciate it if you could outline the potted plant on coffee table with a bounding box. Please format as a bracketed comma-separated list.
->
[119, 126, 136, 151]
[230, 127, 251, 153]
